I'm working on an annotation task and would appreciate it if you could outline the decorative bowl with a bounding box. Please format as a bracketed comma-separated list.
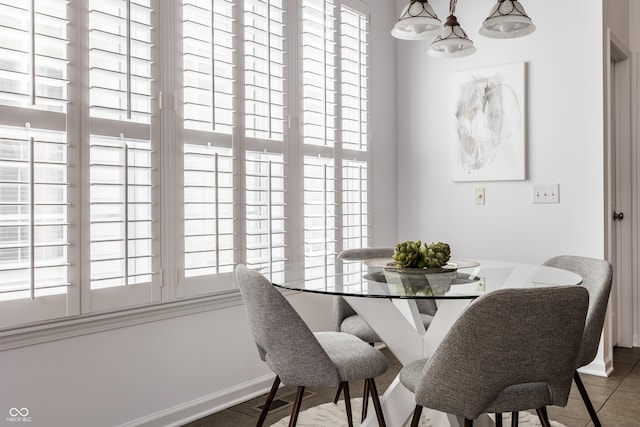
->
[382, 265, 455, 296]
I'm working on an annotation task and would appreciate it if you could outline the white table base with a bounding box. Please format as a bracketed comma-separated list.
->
[343, 296, 494, 427]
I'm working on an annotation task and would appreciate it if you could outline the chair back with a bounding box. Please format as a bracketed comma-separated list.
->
[235, 264, 341, 387]
[333, 248, 395, 326]
[543, 255, 613, 367]
[337, 247, 395, 262]
[414, 286, 589, 420]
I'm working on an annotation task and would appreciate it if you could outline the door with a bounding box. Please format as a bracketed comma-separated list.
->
[607, 32, 633, 348]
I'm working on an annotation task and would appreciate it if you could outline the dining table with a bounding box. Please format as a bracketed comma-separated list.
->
[260, 258, 583, 427]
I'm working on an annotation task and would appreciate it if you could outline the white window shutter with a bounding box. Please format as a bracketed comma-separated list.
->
[89, 0, 154, 123]
[340, 5, 369, 153]
[0, 0, 372, 329]
[301, 0, 370, 275]
[245, 151, 287, 272]
[244, 0, 286, 142]
[342, 158, 368, 249]
[180, 0, 237, 296]
[88, 0, 160, 311]
[183, 0, 234, 134]
[0, 0, 71, 327]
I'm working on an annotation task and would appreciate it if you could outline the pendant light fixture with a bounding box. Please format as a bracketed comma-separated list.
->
[428, 0, 475, 58]
[391, 0, 442, 40]
[391, 0, 536, 58]
[480, 0, 536, 38]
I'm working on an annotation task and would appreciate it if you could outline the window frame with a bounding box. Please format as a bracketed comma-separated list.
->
[0, 0, 373, 340]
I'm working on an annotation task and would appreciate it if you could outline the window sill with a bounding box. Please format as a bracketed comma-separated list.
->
[0, 290, 244, 351]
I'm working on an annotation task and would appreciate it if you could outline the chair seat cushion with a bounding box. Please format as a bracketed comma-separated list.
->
[400, 358, 552, 414]
[400, 358, 429, 393]
[341, 314, 434, 344]
[315, 331, 388, 381]
[340, 315, 382, 343]
[484, 383, 553, 413]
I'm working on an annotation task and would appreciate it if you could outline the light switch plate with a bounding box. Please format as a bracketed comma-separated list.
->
[532, 184, 559, 204]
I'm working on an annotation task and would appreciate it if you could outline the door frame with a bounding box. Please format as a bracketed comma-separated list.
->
[633, 50, 640, 348]
[605, 29, 634, 349]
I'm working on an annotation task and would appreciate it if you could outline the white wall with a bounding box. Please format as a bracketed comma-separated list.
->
[370, 0, 400, 247]
[396, 0, 605, 263]
[1, 304, 265, 427]
[0, 293, 337, 427]
[0, 1, 398, 426]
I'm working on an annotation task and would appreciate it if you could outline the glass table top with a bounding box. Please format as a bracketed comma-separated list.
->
[260, 258, 583, 300]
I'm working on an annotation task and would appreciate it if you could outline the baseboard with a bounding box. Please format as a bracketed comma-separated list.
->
[118, 373, 277, 427]
[578, 354, 614, 378]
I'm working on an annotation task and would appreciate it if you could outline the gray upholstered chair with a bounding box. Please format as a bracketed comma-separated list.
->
[235, 264, 388, 427]
[333, 247, 438, 420]
[542, 255, 613, 427]
[334, 247, 438, 343]
[399, 286, 589, 427]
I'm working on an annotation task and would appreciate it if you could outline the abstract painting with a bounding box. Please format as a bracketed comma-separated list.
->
[451, 63, 526, 181]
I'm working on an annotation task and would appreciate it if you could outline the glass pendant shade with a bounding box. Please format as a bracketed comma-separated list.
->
[429, 15, 476, 58]
[480, 0, 535, 39]
[391, 0, 442, 40]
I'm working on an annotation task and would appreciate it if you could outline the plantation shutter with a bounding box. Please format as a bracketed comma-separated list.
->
[340, 3, 369, 250]
[301, 0, 337, 149]
[303, 155, 336, 279]
[180, 0, 236, 296]
[0, 0, 374, 330]
[182, 0, 235, 134]
[244, 0, 286, 142]
[340, 4, 369, 153]
[243, 0, 288, 272]
[342, 158, 367, 248]
[301, 0, 337, 279]
[0, 0, 73, 327]
[301, 0, 369, 278]
[88, 0, 161, 311]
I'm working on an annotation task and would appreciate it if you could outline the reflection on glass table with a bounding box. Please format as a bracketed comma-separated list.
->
[262, 259, 579, 300]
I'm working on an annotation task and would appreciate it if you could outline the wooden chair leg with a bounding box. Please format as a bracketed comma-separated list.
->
[464, 419, 473, 427]
[574, 370, 602, 427]
[511, 412, 518, 427]
[361, 340, 374, 420]
[410, 405, 423, 427]
[361, 379, 370, 421]
[288, 386, 305, 427]
[342, 382, 354, 427]
[495, 412, 503, 427]
[257, 376, 280, 427]
[333, 382, 343, 404]
[536, 407, 551, 427]
[367, 378, 386, 427]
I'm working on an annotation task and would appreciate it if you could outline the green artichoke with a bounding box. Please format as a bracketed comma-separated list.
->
[392, 240, 451, 269]
[423, 242, 451, 268]
[392, 240, 424, 268]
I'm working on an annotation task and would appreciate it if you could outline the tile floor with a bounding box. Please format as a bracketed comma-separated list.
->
[185, 346, 640, 427]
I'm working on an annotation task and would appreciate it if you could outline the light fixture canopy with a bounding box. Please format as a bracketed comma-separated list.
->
[391, 0, 442, 40]
[429, 14, 476, 58]
[480, 0, 535, 39]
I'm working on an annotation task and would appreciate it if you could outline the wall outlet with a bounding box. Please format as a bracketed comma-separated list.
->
[532, 184, 559, 204]
[475, 187, 485, 205]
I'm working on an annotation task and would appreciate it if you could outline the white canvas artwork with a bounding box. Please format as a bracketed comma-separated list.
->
[451, 63, 526, 182]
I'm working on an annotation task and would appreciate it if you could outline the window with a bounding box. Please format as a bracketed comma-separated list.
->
[302, 0, 369, 281]
[0, 0, 371, 329]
